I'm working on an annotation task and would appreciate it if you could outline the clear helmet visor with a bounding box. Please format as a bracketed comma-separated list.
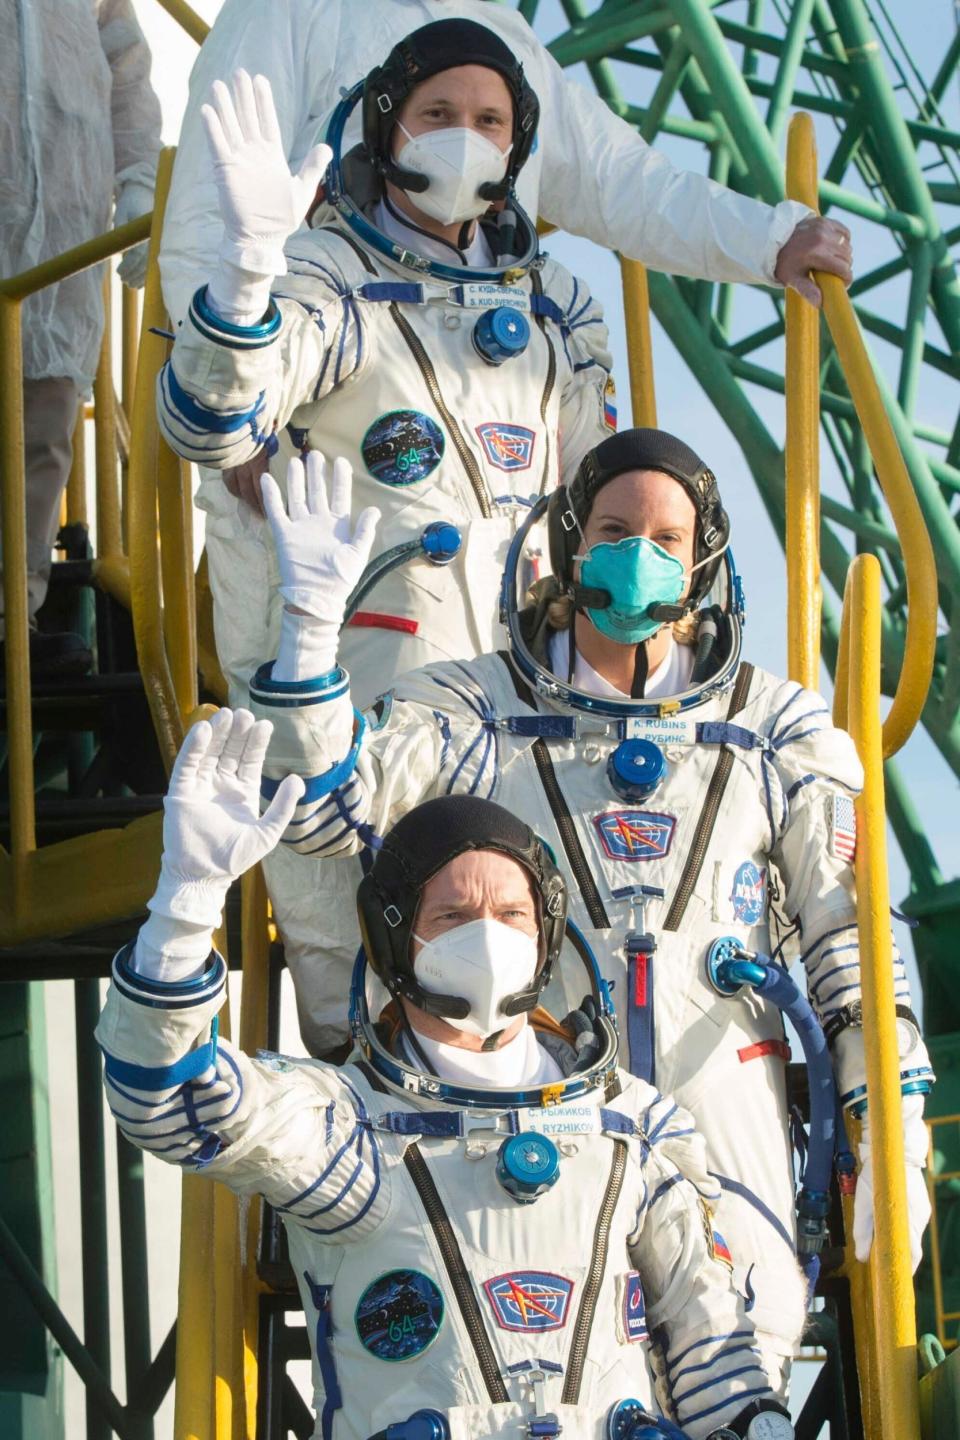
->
[501, 496, 744, 719]
[349, 919, 618, 1106]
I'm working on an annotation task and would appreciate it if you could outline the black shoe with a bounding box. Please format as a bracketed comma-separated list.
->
[0, 629, 93, 687]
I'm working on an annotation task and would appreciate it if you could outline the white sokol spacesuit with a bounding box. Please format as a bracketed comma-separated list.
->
[158, 25, 613, 1050]
[248, 429, 934, 1392]
[158, 0, 812, 328]
[96, 743, 796, 1440]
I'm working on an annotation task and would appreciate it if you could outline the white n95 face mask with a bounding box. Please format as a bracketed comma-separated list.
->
[412, 918, 538, 1038]
[396, 123, 512, 225]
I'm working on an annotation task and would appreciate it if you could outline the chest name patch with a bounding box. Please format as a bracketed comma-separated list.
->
[483, 1271, 574, 1332]
[618, 1272, 648, 1343]
[476, 422, 535, 472]
[594, 809, 675, 862]
[354, 1268, 445, 1361]
[361, 409, 444, 487]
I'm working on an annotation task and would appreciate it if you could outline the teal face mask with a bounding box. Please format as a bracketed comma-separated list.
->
[578, 534, 686, 644]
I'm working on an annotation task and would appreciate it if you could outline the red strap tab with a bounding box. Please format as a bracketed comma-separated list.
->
[347, 612, 419, 635]
[633, 954, 648, 1007]
[737, 1038, 791, 1064]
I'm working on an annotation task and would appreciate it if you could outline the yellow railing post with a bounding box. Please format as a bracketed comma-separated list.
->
[620, 258, 658, 427]
[785, 114, 821, 690]
[154, 0, 211, 45]
[846, 553, 922, 1440]
[0, 294, 37, 901]
[94, 272, 122, 561]
[126, 146, 184, 769]
[159, 439, 198, 721]
[66, 405, 88, 528]
[175, 1174, 216, 1440]
[237, 865, 273, 1439]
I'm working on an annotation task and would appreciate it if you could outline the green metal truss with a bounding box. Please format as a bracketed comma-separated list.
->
[512, 0, 960, 1344]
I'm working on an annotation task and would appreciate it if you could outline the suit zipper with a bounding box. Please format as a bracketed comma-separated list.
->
[662, 662, 755, 932]
[404, 1144, 508, 1403]
[561, 1140, 628, 1403]
[389, 304, 493, 518]
[530, 271, 557, 495]
[532, 739, 610, 929]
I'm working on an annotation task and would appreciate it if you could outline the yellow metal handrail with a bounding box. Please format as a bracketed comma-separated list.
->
[786, 112, 937, 754]
[839, 554, 922, 1440]
[0, 207, 162, 939]
[126, 146, 190, 769]
[925, 1113, 960, 1353]
[620, 259, 658, 427]
[784, 114, 822, 691]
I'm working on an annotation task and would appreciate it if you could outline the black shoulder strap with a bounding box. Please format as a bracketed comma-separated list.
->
[497, 649, 537, 709]
[317, 224, 378, 275]
[662, 662, 755, 933]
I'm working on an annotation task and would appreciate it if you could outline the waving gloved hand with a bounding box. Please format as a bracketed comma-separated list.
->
[262, 452, 381, 681]
[135, 709, 305, 981]
[853, 1093, 931, 1273]
[201, 69, 331, 320]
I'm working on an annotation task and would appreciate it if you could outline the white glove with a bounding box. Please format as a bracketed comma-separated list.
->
[135, 709, 305, 981]
[262, 452, 380, 681]
[853, 1093, 931, 1273]
[114, 180, 155, 289]
[201, 69, 331, 322]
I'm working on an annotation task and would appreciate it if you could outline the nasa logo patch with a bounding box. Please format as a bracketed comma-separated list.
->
[593, 810, 675, 862]
[620, 1272, 648, 1343]
[483, 1271, 574, 1332]
[354, 1269, 444, 1361]
[475, 422, 535, 472]
[730, 860, 766, 925]
[361, 409, 444, 486]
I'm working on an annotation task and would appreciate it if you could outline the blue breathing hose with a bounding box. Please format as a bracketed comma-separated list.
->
[709, 944, 841, 1274]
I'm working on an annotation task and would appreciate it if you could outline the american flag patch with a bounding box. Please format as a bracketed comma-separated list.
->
[829, 793, 857, 864]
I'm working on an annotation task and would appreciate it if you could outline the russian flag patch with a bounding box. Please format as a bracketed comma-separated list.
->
[603, 377, 617, 431]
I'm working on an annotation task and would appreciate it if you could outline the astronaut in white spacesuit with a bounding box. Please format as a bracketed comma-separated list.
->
[248, 427, 934, 1393]
[96, 726, 797, 1440]
[159, 18, 618, 1053]
[160, 0, 851, 329]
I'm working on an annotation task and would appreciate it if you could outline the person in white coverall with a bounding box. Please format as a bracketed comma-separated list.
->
[248, 427, 934, 1394]
[159, 20, 618, 1053]
[0, 0, 161, 674]
[96, 738, 799, 1440]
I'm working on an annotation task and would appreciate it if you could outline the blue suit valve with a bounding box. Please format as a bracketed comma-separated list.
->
[419, 521, 462, 565]
[472, 305, 531, 365]
[496, 1131, 561, 1203]
[384, 1411, 450, 1440]
[705, 936, 768, 995]
[607, 1402, 690, 1440]
[607, 740, 667, 802]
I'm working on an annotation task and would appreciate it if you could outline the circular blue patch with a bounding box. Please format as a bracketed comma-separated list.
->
[730, 860, 766, 925]
[361, 409, 444, 486]
[354, 1269, 444, 1361]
